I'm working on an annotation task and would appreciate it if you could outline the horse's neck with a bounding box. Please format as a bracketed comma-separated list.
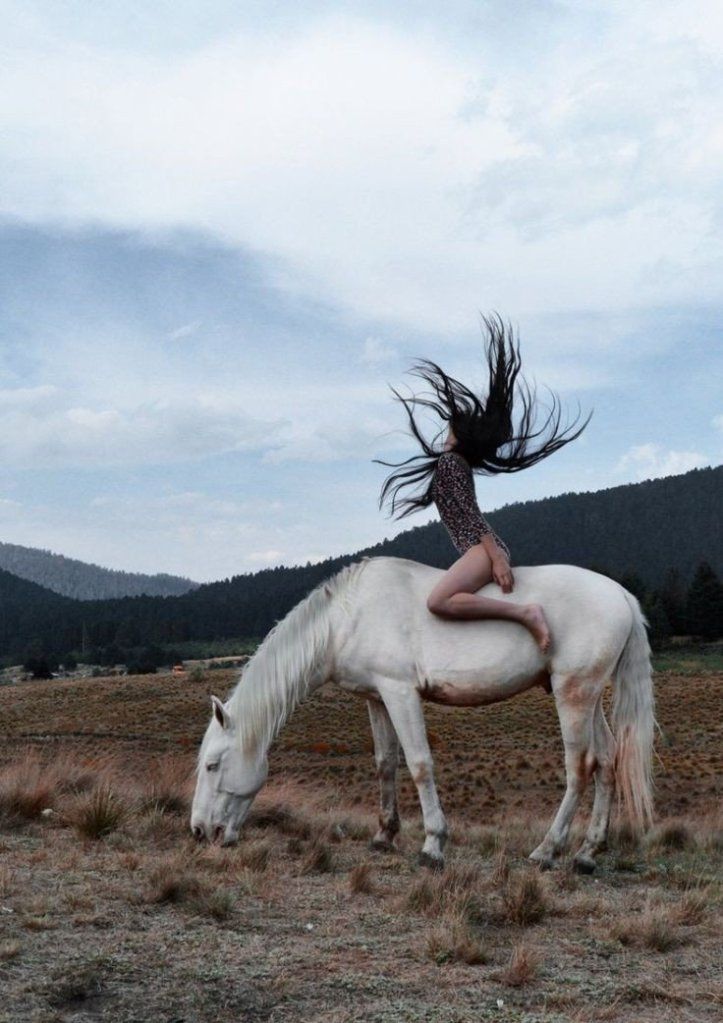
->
[229, 582, 335, 751]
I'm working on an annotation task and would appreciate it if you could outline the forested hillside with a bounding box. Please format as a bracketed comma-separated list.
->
[1, 464, 720, 665]
[0, 542, 199, 599]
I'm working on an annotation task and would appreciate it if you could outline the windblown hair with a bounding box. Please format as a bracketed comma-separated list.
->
[374, 314, 593, 519]
[225, 560, 367, 754]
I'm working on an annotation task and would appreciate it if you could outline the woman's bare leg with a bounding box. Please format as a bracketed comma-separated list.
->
[426, 544, 551, 652]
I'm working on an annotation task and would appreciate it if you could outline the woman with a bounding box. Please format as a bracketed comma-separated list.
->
[374, 315, 592, 653]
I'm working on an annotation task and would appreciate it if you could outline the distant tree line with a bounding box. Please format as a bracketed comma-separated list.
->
[597, 561, 722, 647]
[1, 464, 720, 669]
[0, 541, 198, 600]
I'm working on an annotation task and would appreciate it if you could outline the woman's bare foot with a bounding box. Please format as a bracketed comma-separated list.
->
[521, 604, 551, 652]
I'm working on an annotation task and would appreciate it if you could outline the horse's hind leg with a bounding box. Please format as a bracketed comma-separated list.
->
[529, 672, 597, 870]
[572, 698, 615, 874]
[367, 698, 401, 852]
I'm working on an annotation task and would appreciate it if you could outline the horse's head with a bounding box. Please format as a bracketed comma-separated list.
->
[190, 695, 268, 846]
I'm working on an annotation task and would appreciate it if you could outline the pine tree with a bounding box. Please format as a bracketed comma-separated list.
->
[660, 567, 687, 634]
[642, 592, 672, 647]
[685, 562, 723, 640]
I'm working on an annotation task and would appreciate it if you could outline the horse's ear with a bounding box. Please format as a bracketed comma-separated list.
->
[211, 695, 232, 730]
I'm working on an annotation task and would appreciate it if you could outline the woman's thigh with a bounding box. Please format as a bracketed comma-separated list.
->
[427, 543, 494, 603]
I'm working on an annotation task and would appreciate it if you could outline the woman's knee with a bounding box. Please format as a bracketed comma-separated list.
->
[426, 592, 451, 616]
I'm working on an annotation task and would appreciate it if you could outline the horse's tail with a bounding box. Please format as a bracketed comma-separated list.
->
[611, 589, 656, 832]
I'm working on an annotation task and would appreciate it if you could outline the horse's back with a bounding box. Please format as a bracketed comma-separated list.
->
[343, 556, 631, 686]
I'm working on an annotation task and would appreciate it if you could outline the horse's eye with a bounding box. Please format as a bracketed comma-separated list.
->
[206, 763, 219, 773]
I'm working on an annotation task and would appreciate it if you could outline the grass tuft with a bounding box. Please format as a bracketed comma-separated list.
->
[140, 756, 191, 816]
[497, 942, 541, 987]
[249, 803, 311, 839]
[611, 906, 684, 951]
[300, 840, 334, 875]
[349, 862, 375, 894]
[501, 870, 549, 925]
[425, 911, 489, 966]
[674, 887, 709, 925]
[0, 941, 20, 962]
[649, 821, 696, 852]
[237, 839, 271, 873]
[46, 960, 106, 1008]
[0, 752, 57, 824]
[403, 861, 485, 924]
[148, 865, 202, 905]
[69, 784, 127, 839]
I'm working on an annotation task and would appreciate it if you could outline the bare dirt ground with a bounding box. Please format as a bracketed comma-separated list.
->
[0, 669, 721, 1023]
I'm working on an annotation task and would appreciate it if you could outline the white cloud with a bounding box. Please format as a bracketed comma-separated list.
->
[166, 320, 203, 341]
[246, 549, 284, 564]
[2, 5, 720, 332]
[0, 387, 284, 468]
[359, 336, 396, 365]
[713, 413, 723, 433]
[615, 442, 710, 480]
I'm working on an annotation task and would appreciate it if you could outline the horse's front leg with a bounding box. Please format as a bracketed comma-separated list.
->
[373, 676, 448, 870]
[367, 699, 401, 851]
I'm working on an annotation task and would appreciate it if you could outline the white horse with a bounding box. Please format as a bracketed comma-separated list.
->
[191, 556, 655, 872]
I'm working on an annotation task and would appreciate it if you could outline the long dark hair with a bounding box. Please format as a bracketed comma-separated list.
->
[374, 314, 593, 519]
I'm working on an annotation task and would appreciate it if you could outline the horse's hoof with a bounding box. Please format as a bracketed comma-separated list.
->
[369, 836, 395, 853]
[573, 855, 596, 875]
[528, 853, 555, 872]
[418, 851, 445, 872]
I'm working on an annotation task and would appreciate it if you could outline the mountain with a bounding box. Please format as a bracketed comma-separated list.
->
[0, 542, 199, 599]
[0, 464, 720, 661]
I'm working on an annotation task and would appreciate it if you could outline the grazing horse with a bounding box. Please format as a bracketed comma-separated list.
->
[191, 556, 655, 872]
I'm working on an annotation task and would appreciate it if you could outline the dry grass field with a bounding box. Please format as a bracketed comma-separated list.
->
[0, 667, 721, 1022]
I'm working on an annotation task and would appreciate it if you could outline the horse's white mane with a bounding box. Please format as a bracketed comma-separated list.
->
[226, 558, 368, 753]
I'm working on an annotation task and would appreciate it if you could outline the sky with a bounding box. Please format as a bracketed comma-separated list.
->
[0, 0, 721, 582]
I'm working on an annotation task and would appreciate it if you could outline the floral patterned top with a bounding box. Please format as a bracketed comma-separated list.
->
[431, 451, 511, 560]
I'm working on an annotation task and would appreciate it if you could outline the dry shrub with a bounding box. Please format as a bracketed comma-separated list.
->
[648, 820, 696, 852]
[0, 941, 20, 961]
[673, 888, 709, 926]
[324, 814, 372, 843]
[132, 805, 179, 845]
[349, 862, 375, 895]
[139, 755, 191, 815]
[150, 868, 201, 905]
[0, 866, 13, 897]
[698, 820, 723, 853]
[192, 888, 234, 921]
[300, 840, 334, 875]
[491, 845, 511, 887]
[144, 854, 235, 918]
[476, 826, 503, 857]
[611, 906, 683, 952]
[237, 840, 271, 873]
[500, 816, 548, 857]
[69, 784, 127, 839]
[119, 850, 141, 871]
[286, 836, 304, 856]
[46, 960, 107, 1009]
[497, 942, 540, 987]
[249, 803, 311, 839]
[500, 870, 549, 925]
[403, 861, 484, 924]
[425, 910, 488, 966]
[337, 816, 373, 842]
[609, 821, 640, 854]
[615, 981, 691, 1006]
[0, 751, 57, 823]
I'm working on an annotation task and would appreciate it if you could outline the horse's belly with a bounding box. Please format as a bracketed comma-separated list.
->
[417, 669, 550, 706]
